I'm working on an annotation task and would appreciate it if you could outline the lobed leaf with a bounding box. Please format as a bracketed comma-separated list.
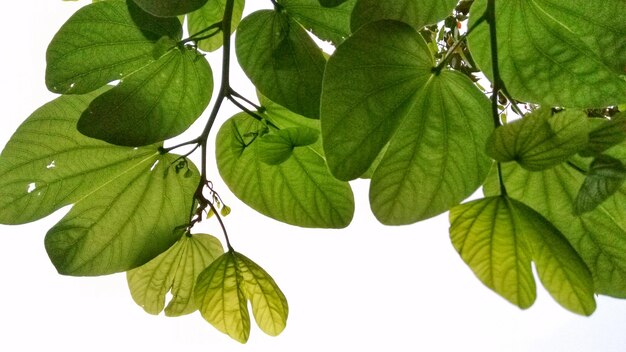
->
[467, 0, 626, 108]
[127, 233, 224, 316]
[486, 108, 590, 171]
[46, 0, 182, 94]
[351, 0, 457, 32]
[236, 10, 326, 119]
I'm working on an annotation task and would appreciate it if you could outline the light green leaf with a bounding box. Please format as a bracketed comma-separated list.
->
[370, 70, 492, 224]
[486, 108, 590, 171]
[450, 196, 536, 309]
[484, 161, 626, 297]
[257, 127, 319, 165]
[77, 46, 213, 146]
[321, 20, 434, 181]
[195, 251, 288, 343]
[235, 253, 289, 336]
[279, 0, 356, 45]
[467, 0, 626, 108]
[236, 10, 326, 119]
[575, 155, 626, 214]
[351, 0, 457, 32]
[127, 233, 224, 316]
[216, 109, 354, 228]
[194, 252, 250, 343]
[187, 0, 245, 52]
[46, 0, 182, 94]
[581, 114, 626, 157]
[132, 0, 209, 16]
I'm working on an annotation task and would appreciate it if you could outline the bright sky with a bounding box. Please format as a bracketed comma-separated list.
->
[1, 1, 625, 351]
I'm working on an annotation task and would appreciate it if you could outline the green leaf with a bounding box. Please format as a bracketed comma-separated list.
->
[450, 196, 596, 314]
[236, 10, 326, 119]
[321, 20, 434, 181]
[216, 104, 354, 228]
[486, 108, 590, 171]
[195, 251, 288, 343]
[187, 0, 245, 52]
[127, 233, 224, 316]
[279, 0, 356, 45]
[351, 0, 457, 32]
[318, 0, 348, 7]
[484, 161, 626, 297]
[581, 114, 626, 157]
[77, 47, 213, 146]
[132, 0, 209, 16]
[467, 0, 626, 108]
[370, 70, 492, 224]
[46, 0, 182, 94]
[450, 196, 536, 309]
[575, 155, 626, 214]
[257, 127, 319, 165]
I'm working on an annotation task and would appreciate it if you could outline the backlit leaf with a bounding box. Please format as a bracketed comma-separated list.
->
[581, 114, 626, 157]
[127, 233, 224, 316]
[467, 0, 626, 108]
[46, 0, 182, 94]
[132, 0, 209, 16]
[77, 46, 213, 146]
[187, 0, 245, 52]
[236, 10, 326, 119]
[257, 127, 319, 165]
[279, 0, 356, 45]
[486, 108, 590, 171]
[351, 0, 457, 32]
[575, 155, 626, 214]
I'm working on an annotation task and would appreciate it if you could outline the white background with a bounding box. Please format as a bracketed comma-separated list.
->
[1, 1, 625, 351]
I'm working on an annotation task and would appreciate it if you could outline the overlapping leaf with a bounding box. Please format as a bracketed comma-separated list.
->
[467, 0, 626, 108]
[575, 155, 626, 214]
[187, 0, 245, 52]
[195, 251, 288, 343]
[77, 46, 213, 146]
[46, 0, 182, 94]
[279, 0, 356, 45]
[132, 0, 209, 17]
[450, 196, 596, 315]
[322, 20, 492, 224]
[216, 97, 354, 228]
[236, 10, 326, 119]
[351, 0, 457, 32]
[484, 161, 626, 297]
[256, 127, 319, 165]
[486, 108, 589, 171]
[127, 233, 224, 316]
[581, 114, 626, 157]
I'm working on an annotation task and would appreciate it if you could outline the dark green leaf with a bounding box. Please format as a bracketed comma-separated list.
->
[486, 108, 590, 171]
[467, 0, 626, 108]
[195, 251, 288, 343]
[581, 114, 626, 157]
[575, 155, 626, 214]
[351, 0, 457, 32]
[279, 0, 356, 45]
[321, 20, 434, 181]
[127, 233, 224, 316]
[236, 10, 326, 119]
[132, 0, 209, 16]
[216, 103, 354, 228]
[370, 70, 492, 224]
[187, 0, 245, 52]
[318, 0, 348, 7]
[77, 47, 213, 146]
[46, 0, 182, 94]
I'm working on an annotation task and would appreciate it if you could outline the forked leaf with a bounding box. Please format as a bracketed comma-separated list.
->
[351, 0, 457, 31]
[257, 127, 319, 165]
[279, 0, 356, 45]
[187, 0, 245, 52]
[450, 196, 536, 309]
[195, 251, 288, 343]
[467, 0, 626, 107]
[77, 46, 213, 146]
[484, 161, 626, 297]
[127, 233, 223, 316]
[132, 0, 209, 16]
[46, 0, 182, 94]
[236, 10, 326, 119]
[216, 107, 354, 228]
[486, 109, 589, 171]
[575, 155, 626, 214]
